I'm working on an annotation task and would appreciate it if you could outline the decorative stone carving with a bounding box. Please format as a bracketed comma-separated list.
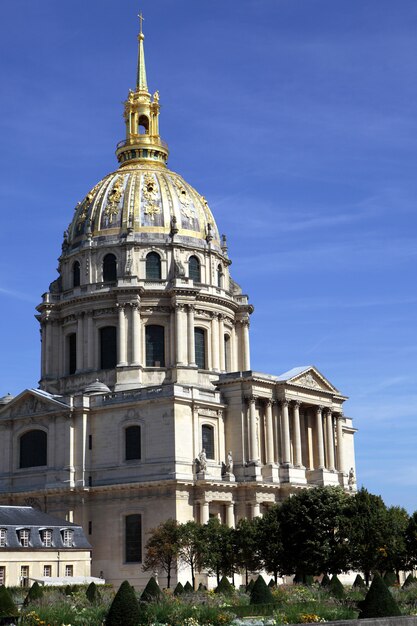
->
[104, 176, 124, 223]
[294, 373, 322, 390]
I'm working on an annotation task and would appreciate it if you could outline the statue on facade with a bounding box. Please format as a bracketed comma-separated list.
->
[348, 467, 356, 490]
[196, 448, 207, 473]
[226, 450, 233, 474]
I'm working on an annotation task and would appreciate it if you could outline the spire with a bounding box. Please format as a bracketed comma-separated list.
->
[136, 11, 148, 92]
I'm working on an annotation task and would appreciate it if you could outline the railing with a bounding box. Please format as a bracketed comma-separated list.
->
[116, 137, 169, 150]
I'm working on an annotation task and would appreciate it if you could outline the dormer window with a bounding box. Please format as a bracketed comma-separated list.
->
[0, 529, 6, 548]
[18, 529, 30, 547]
[62, 529, 74, 547]
[42, 529, 52, 547]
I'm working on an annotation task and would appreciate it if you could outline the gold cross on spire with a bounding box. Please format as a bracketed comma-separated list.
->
[138, 11, 145, 35]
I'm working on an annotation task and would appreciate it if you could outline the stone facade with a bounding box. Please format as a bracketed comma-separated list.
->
[0, 19, 356, 588]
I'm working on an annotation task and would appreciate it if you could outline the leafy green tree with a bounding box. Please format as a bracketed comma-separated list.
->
[406, 511, 417, 569]
[383, 506, 409, 581]
[256, 507, 283, 584]
[278, 486, 351, 578]
[106, 580, 141, 626]
[201, 518, 235, 584]
[346, 488, 389, 585]
[177, 521, 206, 590]
[234, 517, 262, 587]
[143, 518, 180, 589]
[0, 585, 19, 620]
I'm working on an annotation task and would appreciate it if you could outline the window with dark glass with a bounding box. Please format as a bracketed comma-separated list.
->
[224, 334, 230, 371]
[194, 328, 206, 369]
[125, 514, 142, 563]
[202, 425, 215, 460]
[100, 326, 117, 369]
[189, 256, 201, 283]
[103, 254, 117, 282]
[145, 252, 161, 280]
[72, 261, 81, 287]
[145, 325, 165, 367]
[20, 430, 47, 468]
[217, 264, 223, 288]
[125, 425, 141, 461]
[68, 333, 77, 375]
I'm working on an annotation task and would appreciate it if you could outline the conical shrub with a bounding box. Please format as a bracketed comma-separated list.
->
[268, 578, 275, 588]
[321, 573, 331, 587]
[106, 580, 141, 626]
[0, 586, 19, 620]
[215, 576, 234, 595]
[140, 576, 161, 603]
[173, 581, 184, 596]
[383, 571, 397, 587]
[23, 581, 44, 606]
[250, 575, 274, 605]
[403, 574, 416, 588]
[329, 575, 345, 599]
[246, 578, 255, 593]
[353, 574, 366, 589]
[86, 581, 101, 604]
[183, 580, 194, 592]
[358, 572, 401, 618]
[198, 582, 207, 591]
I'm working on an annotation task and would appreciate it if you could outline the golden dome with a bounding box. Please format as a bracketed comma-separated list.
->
[67, 163, 220, 247]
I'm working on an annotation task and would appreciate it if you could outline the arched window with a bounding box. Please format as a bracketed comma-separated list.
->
[189, 256, 201, 283]
[103, 254, 117, 282]
[125, 425, 141, 461]
[100, 326, 117, 370]
[20, 430, 47, 468]
[72, 261, 80, 287]
[68, 333, 77, 375]
[146, 252, 161, 280]
[138, 115, 149, 135]
[194, 328, 206, 369]
[224, 334, 230, 371]
[217, 264, 223, 288]
[145, 325, 165, 367]
[202, 425, 215, 460]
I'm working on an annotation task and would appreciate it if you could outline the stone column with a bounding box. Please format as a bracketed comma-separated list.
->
[201, 501, 210, 524]
[175, 304, 185, 365]
[265, 400, 275, 465]
[336, 414, 345, 473]
[219, 315, 226, 371]
[117, 304, 127, 366]
[76, 314, 84, 372]
[325, 409, 335, 471]
[226, 502, 235, 528]
[252, 502, 261, 518]
[281, 400, 291, 465]
[316, 406, 325, 469]
[211, 314, 220, 371]
[131, 302, 141, 366]
[86, 312, 94, 370]
[273, 401, 281, 464]
[248, 396, 260, 464]
[292, 401, 303, 467]
[241, 320, 251, 371]
[169, 308, 176, 366]
[187, 305, 196, 366]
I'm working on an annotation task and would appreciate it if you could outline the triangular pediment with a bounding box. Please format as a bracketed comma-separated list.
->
[0, 389, 69, 419]
[282, 366, 340, 393]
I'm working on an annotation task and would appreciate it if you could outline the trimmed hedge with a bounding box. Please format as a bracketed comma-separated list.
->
[215, 576, 234, 595]
[23, 581, 43, 606]
[403, 573, 416, 588]
[106, 580, 141, 626]
[173, 581, 184, 596]
[358, 572, 401, 618]
[140, 576, 161, 603]
[0, 585, 19, 620]
[329, 574, 345, 599]
[321, 573, 331, 587]
[353, 573, 366, 589]
[184, 581, 194, 592]
[250, 575, 274, 605]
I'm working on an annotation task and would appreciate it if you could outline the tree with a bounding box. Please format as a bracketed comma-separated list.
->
[250, 575, 274, 605]
[358, 573, 401, 618]
[383, 506, 409, 581]
[143, 518, 180, 589]
[23, 581, 43, 606]
[177, 521, 206, 590]
[406, 511, 417, 569]
[141, 576, 161, 603]
[256, 507, 283, 584]
[86, 581, 101, 604]
[106, 580, 141, 626]
[201, 518, 235, 584]
[234, 517, 262, 587]
[278, 486, 351, 578]
[0, 586, 18, 621]
[346, 488, 389, 585]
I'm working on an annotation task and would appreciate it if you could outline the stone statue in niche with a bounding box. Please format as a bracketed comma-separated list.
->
[196, 448, 207, 473]
[226, 451, 233, 474]
[348, 467, 356, 490]
[174, 258, 186, 278]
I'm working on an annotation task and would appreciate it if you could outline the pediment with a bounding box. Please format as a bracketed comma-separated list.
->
[0, 389, 69, 419]
[287, 367, 340, 394]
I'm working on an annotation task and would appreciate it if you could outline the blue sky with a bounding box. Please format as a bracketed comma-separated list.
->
[0, 0, 416, 512]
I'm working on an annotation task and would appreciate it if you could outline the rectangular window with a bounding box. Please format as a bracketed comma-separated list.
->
[202, 424, 215, 460]
[19, 529, 30, 547]
[88, 434, 92, 450]
[125, 514, 142, 563]
[88, 521, 92, 535]
[62, 529, 73, 547]
[43, 565, 52, 577]
[20, 566, 29, 587]
[42, 529, 52, 547]
[0, 566, 5, 586]
[0, 529, 6, 548]
[65, 564, 73, 577]
[125, 426, 141, 461]
[68, 333, 77, 375]
[194, 328, 206, 369]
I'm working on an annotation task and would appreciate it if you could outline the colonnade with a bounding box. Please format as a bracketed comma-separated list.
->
[198, 499, 263, 527]
[246, 397, 345, 472]
[40, 303, 251, 378]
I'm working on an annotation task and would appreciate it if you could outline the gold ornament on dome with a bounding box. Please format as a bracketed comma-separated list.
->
[174, 179, 191, 209]
[104, 176, 124, 223]
[142, 173, 161, 220]
[76, 181, 101, 226]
